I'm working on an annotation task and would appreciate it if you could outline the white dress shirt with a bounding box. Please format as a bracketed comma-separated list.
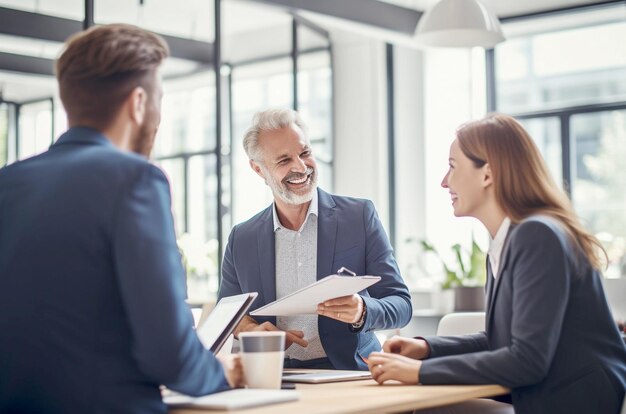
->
[488, 217, 511, 279]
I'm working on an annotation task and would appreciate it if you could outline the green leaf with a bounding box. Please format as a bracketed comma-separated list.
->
[420, 240, 437, 253]
[452, 243, 466, 278]
[470, 239, 487, 285]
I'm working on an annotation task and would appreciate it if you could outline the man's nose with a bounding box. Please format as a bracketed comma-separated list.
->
[292, 157, 307, 172]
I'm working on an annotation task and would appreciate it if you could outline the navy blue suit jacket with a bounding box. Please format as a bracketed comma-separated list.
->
[420, 216, 626, 414]
[219, 188, 412, 370]
[0, 128, 228, 414]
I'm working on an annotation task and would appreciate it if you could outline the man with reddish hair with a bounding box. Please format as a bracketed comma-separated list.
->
[0, 24, 240, 413]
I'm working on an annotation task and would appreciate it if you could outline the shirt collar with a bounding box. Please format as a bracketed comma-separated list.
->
[272, 190, 318, 232]
[488, 217, 511, 272]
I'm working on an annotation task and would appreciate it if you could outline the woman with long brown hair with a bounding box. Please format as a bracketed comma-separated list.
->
[367, 113, 626, 414]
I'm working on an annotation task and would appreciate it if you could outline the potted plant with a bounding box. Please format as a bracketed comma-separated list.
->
[420, 237, 487, 311]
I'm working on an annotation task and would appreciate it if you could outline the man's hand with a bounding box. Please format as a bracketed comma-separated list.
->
[316, 294, 364, 324]
[235, 315, 308, 349]
[217, 354, 244, 388]
[367, 352, 422, 385]
[382, 336, 430, 360]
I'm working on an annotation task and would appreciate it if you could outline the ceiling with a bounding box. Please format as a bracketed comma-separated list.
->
[0, 0, 622, 102]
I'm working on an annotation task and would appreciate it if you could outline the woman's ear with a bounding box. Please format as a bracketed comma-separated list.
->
[482, 163, 493, 188]
[129, 86, 147, 125]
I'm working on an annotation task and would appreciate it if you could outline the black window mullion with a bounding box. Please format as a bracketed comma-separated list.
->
[560, 114, 572, 196]
[49, 97, 55, 145]
[83, 0, 94, 29]
[485, 48, 496, 113]
[14, 103, 20, 161]
[291, 18, 299, 111]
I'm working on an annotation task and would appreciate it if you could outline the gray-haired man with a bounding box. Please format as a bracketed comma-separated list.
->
[219, 108, 412, 370]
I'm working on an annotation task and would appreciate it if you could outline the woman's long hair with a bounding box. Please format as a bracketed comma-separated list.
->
[456, 113, 606, 271]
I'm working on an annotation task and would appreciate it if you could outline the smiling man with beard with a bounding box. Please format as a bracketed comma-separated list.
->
[219, 108, 412, 370]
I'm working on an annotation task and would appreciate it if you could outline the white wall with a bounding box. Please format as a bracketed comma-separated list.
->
[331, 31, 390, 228]
[392, 46, 427, 285]
[330, 32, 489, 287]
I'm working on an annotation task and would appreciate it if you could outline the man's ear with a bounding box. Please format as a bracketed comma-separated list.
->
[128, 86, 147, 125]
[250, 160, 267, 182]
[482, 163, 493, 188]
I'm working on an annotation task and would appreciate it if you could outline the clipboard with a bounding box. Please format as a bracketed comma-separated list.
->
[196, 292, 258, 353]
[250, 274, 380, 316]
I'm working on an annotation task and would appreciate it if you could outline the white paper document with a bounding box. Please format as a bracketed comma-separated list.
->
[163, 389, 299, 410]
[250, 275, 381, 316]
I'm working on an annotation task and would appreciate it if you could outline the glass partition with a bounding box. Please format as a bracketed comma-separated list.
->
[496, 6, 626, 113]
[230, 58, 293, 224]
[571, 110, 626, 278]
[0, 0, 84, 20]
[153, 70, 220, 301]
[297, 51, 332, 190]
[95, 0, 215, 42]
[0, 102, 9, 167]
[494, 2, 626, 281]
[518, 117, 562, 187]
[17, 98, 54, 161]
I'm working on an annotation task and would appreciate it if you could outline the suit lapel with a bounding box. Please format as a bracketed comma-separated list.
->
[257, 206, 277, 304]
[485, 259, 495, 331]
[316, 189, 337, 280]
[486, 224, 516, 323]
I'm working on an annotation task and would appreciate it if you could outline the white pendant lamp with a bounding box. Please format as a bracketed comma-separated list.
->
[415, 0, 505, 48]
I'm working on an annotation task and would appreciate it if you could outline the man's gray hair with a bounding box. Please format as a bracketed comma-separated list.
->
[242, 108, 307, 162]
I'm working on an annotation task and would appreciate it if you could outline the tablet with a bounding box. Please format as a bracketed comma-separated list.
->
[196, 292, 258, 353]
[282, 370, 372, 383]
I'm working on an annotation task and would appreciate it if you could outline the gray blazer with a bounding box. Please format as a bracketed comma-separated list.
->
[219, 188, 412, 370]
[420, 215, 626, 414]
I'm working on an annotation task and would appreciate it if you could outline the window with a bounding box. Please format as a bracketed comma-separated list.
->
[95, 0, 214, 42]
[496, 7, 626, 113]
[229, 18, 334, 226]
[517, 117, 562, 187]
[231, 58, 293, 225]
[0, 102, 10, 167]
[571, 110, 626, 278]
[297, 50, 333, 191]
[494, 3, 626, 277]
[0, 1, 334, 301]
[416, 47, 488, 289]
[17, 99, 54, 160]
[153, 72, 222, 300]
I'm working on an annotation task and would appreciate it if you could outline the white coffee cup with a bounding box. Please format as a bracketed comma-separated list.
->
[239, 331, 285, 389]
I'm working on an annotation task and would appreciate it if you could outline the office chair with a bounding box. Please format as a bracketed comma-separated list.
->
[437, 312, 486, 336]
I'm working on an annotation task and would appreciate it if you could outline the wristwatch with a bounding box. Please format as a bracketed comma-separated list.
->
[351, 299, 367, 329]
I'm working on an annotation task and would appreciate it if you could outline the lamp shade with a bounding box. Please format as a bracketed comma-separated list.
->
[415, 0, 505, 48]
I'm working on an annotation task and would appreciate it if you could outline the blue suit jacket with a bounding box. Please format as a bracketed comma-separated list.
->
[219, 188, 412, 370]
[0, 128, 229, 414]
[420, 216, 626, 414]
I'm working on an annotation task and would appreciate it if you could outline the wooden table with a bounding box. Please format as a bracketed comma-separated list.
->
[170, 378, 510, 414]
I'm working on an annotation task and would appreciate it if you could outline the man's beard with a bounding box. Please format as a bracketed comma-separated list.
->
[262, 165, 318, 206]
[131, 118, 158, 157]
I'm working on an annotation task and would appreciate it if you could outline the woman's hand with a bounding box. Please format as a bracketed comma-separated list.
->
[367, 352, 422, 385]
[383, 336, 430, 360]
